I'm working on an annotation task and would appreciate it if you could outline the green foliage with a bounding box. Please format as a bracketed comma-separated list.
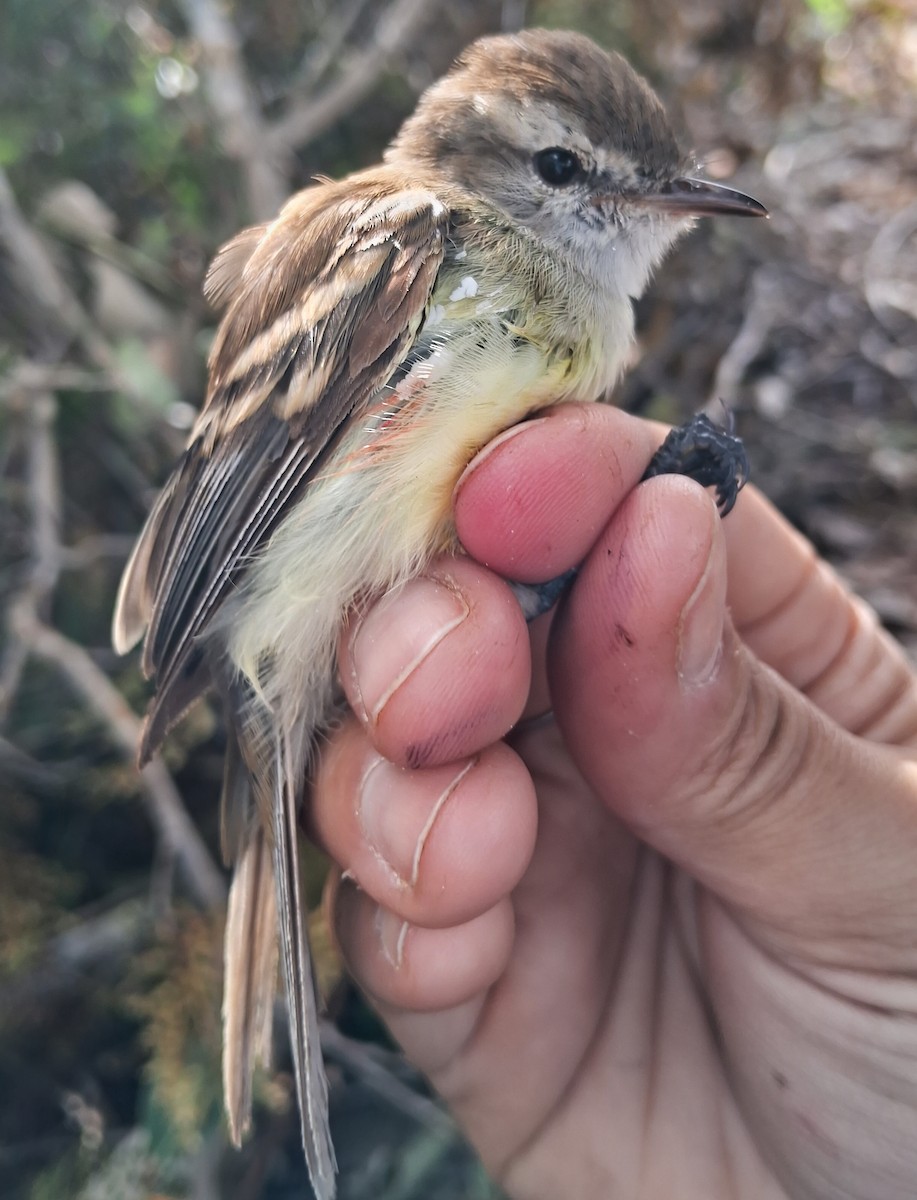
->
[111, 338, 181, 422]
[127, 909, 224, 1154]
[802, 0, 853, 34]
[27, 1154, 82, 1200]
[0, 832, 77, 974]
[0, 0, 224, 254]
[379, 1129, 464, 1200]
[530, 0, 644, 66]
[73, 1131, 162, 1200]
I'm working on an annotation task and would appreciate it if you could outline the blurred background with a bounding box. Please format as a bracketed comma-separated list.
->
[1, 0, 915, 1196]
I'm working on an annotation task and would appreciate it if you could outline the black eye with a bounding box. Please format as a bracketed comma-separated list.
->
[534, 147, 582, 187]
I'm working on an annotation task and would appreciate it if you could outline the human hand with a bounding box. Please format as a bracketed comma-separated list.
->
[312, 404, 917, 1200]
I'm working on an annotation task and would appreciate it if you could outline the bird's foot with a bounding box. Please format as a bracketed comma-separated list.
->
[642, 410, 749, 517]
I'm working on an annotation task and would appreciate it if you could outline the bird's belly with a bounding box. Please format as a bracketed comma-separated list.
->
[223, 326, 574, 718]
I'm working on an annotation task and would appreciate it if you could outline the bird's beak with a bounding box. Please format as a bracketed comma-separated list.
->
[625, 177, 768, 218]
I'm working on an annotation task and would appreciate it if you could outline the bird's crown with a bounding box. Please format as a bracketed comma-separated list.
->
[386, 29, 683, 186]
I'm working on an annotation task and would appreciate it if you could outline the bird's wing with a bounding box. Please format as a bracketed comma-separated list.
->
[112, 173, 448, 758]
[113, 175, 448, 1200]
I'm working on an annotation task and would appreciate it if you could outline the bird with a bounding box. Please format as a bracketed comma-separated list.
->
[113, 28, 766, 1200]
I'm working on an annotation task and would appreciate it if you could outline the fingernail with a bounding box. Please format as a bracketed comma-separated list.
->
[359, 755, 476, 887]
[375, 908, 409, 969]
[349, 575, 468, 724]
[677, 514, 727, 688]
[359, 756, 412, 886]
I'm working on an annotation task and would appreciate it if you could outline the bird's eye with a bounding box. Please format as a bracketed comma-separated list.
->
[534, 147, 582, 187]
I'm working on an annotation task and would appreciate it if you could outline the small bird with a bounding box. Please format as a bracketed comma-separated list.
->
[113, 29, 765, 1199]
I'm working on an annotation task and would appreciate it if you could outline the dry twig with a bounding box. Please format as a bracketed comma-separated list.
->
[320, 1022, 453, 1134]
[0, 170, 225, 910]
[176, 0, 289, 219]
[2, 373, 225, 910]
[0, 385, 61, 721]
[14, 607, 225, 909]
[291, 0, 376, 94]
[0, 169, 119, 372]
[168, 0, 440, 221]
[0, 364, 113, 400]
[708, 267, 783, 407]
[0, 897, 150, 1024]
[268, 0, 441, 154]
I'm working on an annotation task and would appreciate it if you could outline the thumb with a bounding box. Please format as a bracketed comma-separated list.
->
[549, 475, 917, 967]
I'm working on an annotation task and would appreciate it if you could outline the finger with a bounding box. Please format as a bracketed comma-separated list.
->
[330, 874, 514, 1022]
[454, 403, 660, 583]
[550, 474, 917, 966]
[311, 719, 537, 929]
[723, 486, 917, 746]
[456, 404, 917, 749]
[340, 556, 531, 768]
[454, 402, 661, 723]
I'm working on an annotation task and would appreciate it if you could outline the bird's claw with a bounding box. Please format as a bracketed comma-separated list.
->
[642, 411, 749, 516]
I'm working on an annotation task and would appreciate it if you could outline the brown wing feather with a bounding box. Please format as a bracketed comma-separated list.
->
[113, 170, 448, 760]
[203, 223, 269, 310]
[112, 174, 449, 1200]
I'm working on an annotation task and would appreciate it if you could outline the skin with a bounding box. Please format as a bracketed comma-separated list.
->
[310, 403, 917, 1200]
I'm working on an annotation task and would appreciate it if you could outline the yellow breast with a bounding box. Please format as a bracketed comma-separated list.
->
[226, 238, 633, 686]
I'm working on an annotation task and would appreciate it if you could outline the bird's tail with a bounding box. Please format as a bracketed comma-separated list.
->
[221, 707, 336, 1199]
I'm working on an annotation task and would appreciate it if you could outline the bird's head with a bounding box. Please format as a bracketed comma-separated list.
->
[386, 29, 766, 297]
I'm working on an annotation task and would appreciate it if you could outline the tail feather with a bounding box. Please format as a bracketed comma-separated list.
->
[220, 715, 257, 867]
[273, 723, 336, 1198]
[220, 702, 335, 1197]
[222, 828, 278, 1145]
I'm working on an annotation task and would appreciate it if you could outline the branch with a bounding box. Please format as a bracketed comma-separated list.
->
[14, 607, 225, 909]
[0, 637, 29, 729]
[3, 382, 225, 910]
[290, 0, 374, 94]
[319, 1022, 453, 1133]
[0, 734, 66, 791]
[0, 897, 150, 1025]
[268, 0, 440, 155]
[0, 364, 113, 400]
[176, 0, 289, 219]
[863, 200, 917, 328]
[708, 267, 782, 406]
[0, 169, 117, 369]
[26, 390, 62, 601]
[0, 384, 61, 721]
[59, 533, 137, 571]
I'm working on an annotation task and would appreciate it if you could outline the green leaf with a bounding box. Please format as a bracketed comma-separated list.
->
[802, 0, 852, 33]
